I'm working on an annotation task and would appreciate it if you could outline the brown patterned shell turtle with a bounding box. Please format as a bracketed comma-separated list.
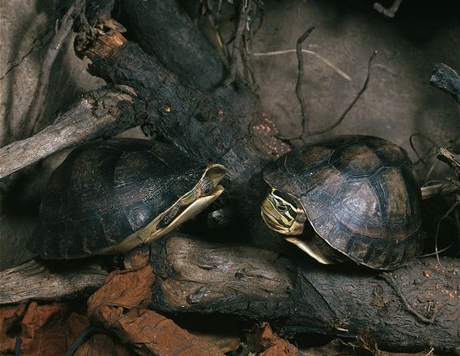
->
[261, 135, 423, 270]
[33, 139, 226, 259]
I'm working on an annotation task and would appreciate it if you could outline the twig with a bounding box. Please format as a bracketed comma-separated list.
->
[409, 133, 440, 168]
[438, 147, 460, 179]
[252, 49, 352, 82]
[224, 0, 251, 86]
[23, 0, 86, 138]
[295, 27, 315, 137]
[380, 273, 438, 324]
[310, 51, 377, 136]
[64, 326, 109, 356]
[421, 181, 460, 200]
[373, 0, 403, 18]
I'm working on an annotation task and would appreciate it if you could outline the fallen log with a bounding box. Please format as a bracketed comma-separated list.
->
[150, 234, 460, 354]
[1, 234, 458, 353]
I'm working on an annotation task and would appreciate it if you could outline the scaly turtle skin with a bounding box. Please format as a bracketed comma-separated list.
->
[261, 135, 423, 270]
[34, 139, 226, 259]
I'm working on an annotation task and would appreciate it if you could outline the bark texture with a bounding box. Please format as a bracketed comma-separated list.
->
[150, 235, 460, 354]
[0, 260, 106, 304]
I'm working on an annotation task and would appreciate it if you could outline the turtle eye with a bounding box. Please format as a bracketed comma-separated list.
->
[278, 204, 288, 213]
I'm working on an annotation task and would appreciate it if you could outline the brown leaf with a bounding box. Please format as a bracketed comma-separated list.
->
[87, 265, 225, 356]
[190, 332, 240, 354]
[74, 333, 132, 356]
[20, 301, 89, 356]
[0, 303, 26, 353]
[87, 265, 155, 320]
[247, 322, 298, 356]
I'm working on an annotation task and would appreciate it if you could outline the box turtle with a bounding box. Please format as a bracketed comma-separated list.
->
[261, 135, 423, 270]
[33, 139, 226, 259]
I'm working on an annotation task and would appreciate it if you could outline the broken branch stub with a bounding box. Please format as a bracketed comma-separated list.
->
[430, 63, 460, 105]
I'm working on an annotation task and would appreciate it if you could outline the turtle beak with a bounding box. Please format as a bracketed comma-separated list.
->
[132, 164, 227, 248]
[202, 164, 227, 194]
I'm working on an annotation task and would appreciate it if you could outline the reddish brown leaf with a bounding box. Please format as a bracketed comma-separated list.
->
[20, 301, 89, 356]
[74, 333, 132, 356]
[191, 333, 240, 354]
[0, 303, 26, 353]
[87, 265, 155, 320]
[247, 322, 298, 356]
[87, 265, 225, 356]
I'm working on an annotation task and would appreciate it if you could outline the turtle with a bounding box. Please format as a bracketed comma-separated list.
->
[33, 138, 226, 259]
[260, 135, 423, 270]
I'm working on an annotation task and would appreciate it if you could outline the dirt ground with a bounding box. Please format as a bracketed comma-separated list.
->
[254, 1, 458, 150]
[0, 0, 458, 276]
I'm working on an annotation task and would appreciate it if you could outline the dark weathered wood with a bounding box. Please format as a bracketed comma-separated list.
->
[0, 259, 106, 304]
[430, 63, 460, 104]
[150, 235, 460, 354]
[120, 0, 226, 90]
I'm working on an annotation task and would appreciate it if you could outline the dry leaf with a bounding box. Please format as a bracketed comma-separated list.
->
[87, 264, 225, 356]
[74, 333, 132, 356]
[20, 301, 89, 356]
[87, 265, 155, 320]
[247, 322, 298, 356]
[0, 303, 26, 353]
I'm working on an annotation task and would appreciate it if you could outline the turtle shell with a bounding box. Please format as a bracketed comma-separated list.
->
[34, 139, 222, 259]
[263, 135, 423, 270]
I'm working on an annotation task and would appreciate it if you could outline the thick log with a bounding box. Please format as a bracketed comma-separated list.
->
[150, 234, 460, 354]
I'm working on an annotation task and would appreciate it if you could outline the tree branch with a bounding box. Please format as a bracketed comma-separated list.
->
[0, 86, 140, 179]
[120, 0, 225, 90]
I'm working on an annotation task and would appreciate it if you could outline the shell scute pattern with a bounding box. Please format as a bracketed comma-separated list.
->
[263, 135, 423, 269]
[34, 139, 211, 259]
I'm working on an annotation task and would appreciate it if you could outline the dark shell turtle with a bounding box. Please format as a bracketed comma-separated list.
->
[261, 135, 423, 270]
[34, 139, 226, 259]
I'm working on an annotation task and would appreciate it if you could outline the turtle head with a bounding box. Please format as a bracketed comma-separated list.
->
[261, 188, 306, 235]
[108, 164, 227, 254]
[154, 164, 227, 230]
